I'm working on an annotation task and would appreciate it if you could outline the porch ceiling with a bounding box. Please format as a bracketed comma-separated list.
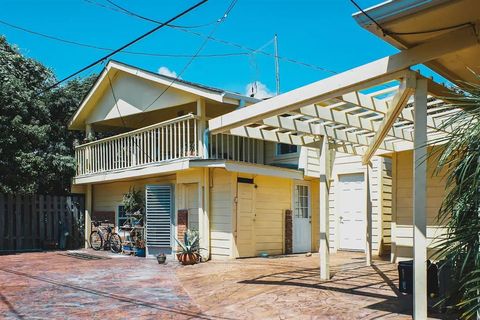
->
[209, 69, 462, 159]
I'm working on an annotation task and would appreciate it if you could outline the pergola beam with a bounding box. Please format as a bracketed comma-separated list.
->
[298, 104, 414, 142]
[228, 126, 318, 146]
[362, 73, 415, 164]
[261, 115, 397, 151]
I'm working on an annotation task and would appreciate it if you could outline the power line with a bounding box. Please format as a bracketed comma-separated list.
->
[138, 0, 239, 120]
[84, 0, 217, 29]
[0, 18, 249, 58]
[38, 0, 208, 94]
[87, 0, 338, 75]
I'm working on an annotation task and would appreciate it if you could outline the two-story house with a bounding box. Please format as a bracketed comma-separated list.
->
[70, 60, 392, 259]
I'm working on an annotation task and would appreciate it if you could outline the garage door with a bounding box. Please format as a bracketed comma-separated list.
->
[338, 174, 365, 251]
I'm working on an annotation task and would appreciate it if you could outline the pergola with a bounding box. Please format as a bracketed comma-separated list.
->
[209, 26, 476, 319]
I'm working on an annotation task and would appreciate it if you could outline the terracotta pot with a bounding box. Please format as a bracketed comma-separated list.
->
[177, 253, 199, 265]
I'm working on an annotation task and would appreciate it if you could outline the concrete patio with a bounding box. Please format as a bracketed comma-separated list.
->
[0, 250, 447, 319]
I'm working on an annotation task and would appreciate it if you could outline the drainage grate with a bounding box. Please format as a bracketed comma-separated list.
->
[60, 252, 111, 260]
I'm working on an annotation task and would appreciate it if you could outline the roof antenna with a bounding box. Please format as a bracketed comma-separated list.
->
[274, 34, 280, 95]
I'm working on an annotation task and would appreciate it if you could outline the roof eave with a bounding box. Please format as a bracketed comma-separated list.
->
[352, 0, 451, 28]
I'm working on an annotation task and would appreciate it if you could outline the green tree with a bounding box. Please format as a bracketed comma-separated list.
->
[0, 36, 95, 194]
[433, 82, 480, 318]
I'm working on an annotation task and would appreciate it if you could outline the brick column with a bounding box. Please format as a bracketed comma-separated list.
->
[285, 209, 292, 254]
[177, 210, 188, 241]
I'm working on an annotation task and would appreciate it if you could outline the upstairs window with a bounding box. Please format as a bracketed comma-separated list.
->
[276, 143, 298, 156]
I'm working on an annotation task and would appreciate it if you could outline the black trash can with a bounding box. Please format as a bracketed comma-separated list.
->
[398, 260, 439, 295]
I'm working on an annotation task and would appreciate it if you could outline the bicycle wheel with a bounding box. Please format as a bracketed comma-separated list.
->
[90, 231, 103, 251]
[109, 233, 122, 253]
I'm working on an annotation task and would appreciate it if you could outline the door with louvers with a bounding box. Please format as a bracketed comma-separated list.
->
[145, 185, 173, 256]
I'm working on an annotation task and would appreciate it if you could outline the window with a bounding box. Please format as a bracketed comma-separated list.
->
[276, 143, 298, 156]
[294, 185, 309, 218]
[117, 205, 127, 227]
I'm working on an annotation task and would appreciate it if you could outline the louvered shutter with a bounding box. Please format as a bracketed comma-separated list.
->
[145, 185, 172, 248]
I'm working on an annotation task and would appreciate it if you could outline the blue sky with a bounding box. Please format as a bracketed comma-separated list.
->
[2, 0, 408, 96]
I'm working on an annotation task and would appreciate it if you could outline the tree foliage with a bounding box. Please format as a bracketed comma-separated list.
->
[0, 36, 96, 194]
[432, 81, 480, 318]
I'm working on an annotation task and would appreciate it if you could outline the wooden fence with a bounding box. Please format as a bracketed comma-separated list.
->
[0, 194, 85, 252]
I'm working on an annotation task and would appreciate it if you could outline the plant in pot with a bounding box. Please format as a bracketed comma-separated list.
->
[122, 187, 144, 217]
[134, 239, 146, 257]
[175, 229, 201, 265]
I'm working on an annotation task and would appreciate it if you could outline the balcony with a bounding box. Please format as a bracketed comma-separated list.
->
[74, 114, 263, 178]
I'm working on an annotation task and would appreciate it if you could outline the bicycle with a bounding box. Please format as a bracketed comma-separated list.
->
[89, 220, 122, 253]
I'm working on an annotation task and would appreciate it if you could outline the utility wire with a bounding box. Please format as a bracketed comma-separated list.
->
[138, 0, 239, 119]
[84, 0, 217, 29]
[38, 0, 208, 94]
[87, 0, 338, 75]
[349, 0, 474, 36]
[0, 18, 249, 58]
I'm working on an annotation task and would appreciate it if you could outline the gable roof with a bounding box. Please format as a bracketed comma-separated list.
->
[69, 60, 259, 130]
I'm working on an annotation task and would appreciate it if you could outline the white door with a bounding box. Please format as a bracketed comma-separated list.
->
[293, 184, 311, 253]
[338, 174, 365, 251]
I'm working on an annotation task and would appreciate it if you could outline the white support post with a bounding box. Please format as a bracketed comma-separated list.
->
[86, 123, 94, 141]
[413, 78, 428, 319]
[84, 184, 93, 249]
[319, 137, 330, 280]
[365, 163, 373, 266]
[197, 99, 206, 158]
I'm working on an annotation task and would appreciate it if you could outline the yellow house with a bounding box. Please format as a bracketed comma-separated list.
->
[70, 60, 393, 260]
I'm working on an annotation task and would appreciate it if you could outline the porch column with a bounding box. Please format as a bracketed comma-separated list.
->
[364, 163, 373, 266]
[86, 123, 94, 141]
[197, 99, 206, 158]
[413, 78, 428, 319]
[319, 137, 330, 280]
[198, 168, 211, 260]
[84, 184, 93, 249]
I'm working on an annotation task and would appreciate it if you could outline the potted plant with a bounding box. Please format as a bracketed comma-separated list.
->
[133, 239, 146, 257]
[122, 187, 144, 216]
[175, 229, 201, 265]
[157, 253, 167, 264]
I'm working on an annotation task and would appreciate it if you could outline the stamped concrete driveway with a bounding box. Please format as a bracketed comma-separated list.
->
[0, 250, 448, 319]
[0, 251, 204, 319]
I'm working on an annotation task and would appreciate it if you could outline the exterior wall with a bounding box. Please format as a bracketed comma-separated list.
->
[380, 157, 393, 255]
[92, 175, 176, 222]
[209, 168, 235, 260]
[327, 153, 389, 256]
[391, 150, 447, 262]
[251, 174, 291, 256]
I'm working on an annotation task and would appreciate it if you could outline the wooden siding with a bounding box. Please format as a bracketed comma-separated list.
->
[328, 153, 383, 254]
[253, 175, 291, 256]
[380, 157, 393, 255]
[392, 150, 447, 261]
[210, 168, 234, 259]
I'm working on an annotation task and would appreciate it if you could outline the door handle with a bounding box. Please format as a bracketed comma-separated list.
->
[339, 216, 343, 223]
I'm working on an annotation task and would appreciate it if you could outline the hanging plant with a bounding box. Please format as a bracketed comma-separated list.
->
[122, 187, 144, 216]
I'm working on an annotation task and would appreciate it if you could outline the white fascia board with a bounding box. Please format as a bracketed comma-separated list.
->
[73, 159, 190, 184]
[352, 0, 451, 27]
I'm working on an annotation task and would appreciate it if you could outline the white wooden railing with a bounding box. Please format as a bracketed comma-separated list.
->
[75, 115, 265, 177]
[75, 114, 199, 176]
[209, 134, 263, 164]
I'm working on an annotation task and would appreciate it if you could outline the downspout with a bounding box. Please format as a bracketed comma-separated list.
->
[203, 128, 210, 160]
